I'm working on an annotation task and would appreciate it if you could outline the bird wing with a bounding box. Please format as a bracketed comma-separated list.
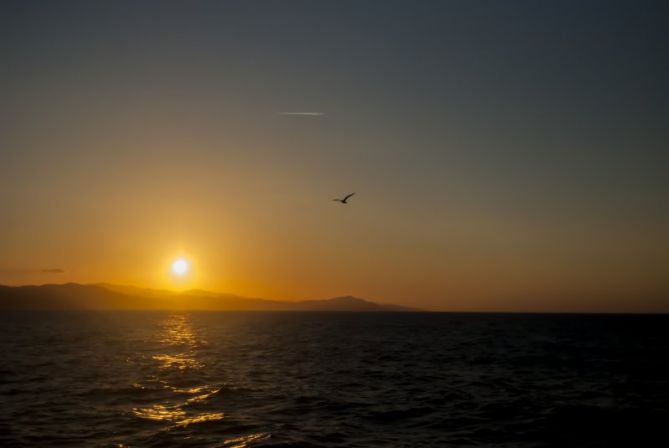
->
[344, 193, 355, 200]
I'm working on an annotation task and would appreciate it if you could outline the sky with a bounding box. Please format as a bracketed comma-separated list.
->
[1, 0, 667, 312]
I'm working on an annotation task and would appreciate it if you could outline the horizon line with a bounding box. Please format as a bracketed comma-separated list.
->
[1, 282, 667, 314]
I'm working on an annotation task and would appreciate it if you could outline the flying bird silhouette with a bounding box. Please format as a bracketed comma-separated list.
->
[333, 193, 355, 204]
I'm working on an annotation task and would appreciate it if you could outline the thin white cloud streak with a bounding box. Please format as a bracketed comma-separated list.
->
[278, 112, 326, 116]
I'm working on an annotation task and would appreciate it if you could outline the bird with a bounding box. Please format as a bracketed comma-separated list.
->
[333, 193, 355, 204]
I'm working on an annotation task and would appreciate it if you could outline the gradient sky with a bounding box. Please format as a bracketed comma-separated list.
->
[1, 0, 667, 311]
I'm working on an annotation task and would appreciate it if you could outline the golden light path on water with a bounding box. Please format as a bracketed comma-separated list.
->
[130, 313, 270, 446]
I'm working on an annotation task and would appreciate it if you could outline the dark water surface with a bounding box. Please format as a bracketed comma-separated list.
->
[1, 312, 667, 447]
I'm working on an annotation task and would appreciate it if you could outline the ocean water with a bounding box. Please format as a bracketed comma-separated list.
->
[0, 312, 667, 447]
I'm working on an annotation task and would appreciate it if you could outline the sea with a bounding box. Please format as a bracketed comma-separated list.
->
[1, 312, 667, 447]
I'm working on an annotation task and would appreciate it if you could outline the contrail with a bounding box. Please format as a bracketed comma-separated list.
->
[279, 112, 326, 116]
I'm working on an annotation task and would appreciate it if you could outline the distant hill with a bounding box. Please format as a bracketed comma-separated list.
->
[0, 283, 417, 312]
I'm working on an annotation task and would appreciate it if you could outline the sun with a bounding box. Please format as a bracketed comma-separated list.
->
[171, 258, 189, 276]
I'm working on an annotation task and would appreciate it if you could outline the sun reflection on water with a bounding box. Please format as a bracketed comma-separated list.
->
[173, 412, 226, 427]
[132, 315, 225, 428]
[132, 404, 186, 422]
[158, 314, 199, 345]
[127, 313, 269, 445]
[222, 432, 272, 447]
[151, 353, 204, 370]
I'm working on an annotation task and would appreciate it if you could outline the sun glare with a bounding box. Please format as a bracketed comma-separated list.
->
[171, 258, 189, 276]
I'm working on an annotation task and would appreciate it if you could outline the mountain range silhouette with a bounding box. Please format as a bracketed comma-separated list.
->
[0, 283, 416, 311]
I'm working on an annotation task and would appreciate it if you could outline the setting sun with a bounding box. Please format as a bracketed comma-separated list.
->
[171, 258, 189, 277]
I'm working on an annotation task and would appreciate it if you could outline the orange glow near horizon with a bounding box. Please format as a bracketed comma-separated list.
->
[0, 208, 666, 312]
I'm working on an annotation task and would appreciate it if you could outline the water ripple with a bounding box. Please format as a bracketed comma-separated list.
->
[1, 312, 667, 446]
